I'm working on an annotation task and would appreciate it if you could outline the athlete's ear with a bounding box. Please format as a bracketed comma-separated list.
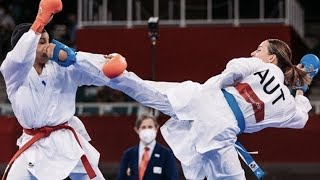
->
[269, 54, 278, 64]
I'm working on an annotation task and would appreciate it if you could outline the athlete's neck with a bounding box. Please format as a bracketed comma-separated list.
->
[34, 63, 45, 75]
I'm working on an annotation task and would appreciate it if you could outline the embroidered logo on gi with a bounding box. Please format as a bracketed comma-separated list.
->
[249, 161, 258, 171]
[28, 162, 34, 167]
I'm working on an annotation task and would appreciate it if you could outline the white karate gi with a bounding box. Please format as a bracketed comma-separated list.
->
[102, 57, 312, 180]
[0, 30, 109, 179]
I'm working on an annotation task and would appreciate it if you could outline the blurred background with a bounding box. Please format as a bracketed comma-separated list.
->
[1, 0, 320, 179]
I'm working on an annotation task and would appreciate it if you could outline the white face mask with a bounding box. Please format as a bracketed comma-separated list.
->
[139, 129, 156, 144]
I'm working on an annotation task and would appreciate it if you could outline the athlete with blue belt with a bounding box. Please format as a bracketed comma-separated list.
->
[95, 38, 319, 180]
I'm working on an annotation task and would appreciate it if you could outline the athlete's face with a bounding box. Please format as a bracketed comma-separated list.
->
[35, 32, 53, 65]
[251, 40, 277, 64]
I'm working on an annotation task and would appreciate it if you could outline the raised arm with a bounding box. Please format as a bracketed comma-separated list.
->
[71, 51, 111, 86]
[46, 39, 117, 86]
[0, 30, 40, 98]
[218, 57, 264, 88]
[0, 0, 62, 98]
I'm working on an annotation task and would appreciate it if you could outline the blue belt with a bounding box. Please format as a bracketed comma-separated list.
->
[222, 89, 265, 179]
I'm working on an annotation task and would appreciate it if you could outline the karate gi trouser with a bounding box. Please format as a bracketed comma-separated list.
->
[6, 153, 106, 180]
[181, 144, 245, 180]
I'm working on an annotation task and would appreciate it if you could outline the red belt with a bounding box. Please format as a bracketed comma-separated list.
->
[2, 124, 96, 180]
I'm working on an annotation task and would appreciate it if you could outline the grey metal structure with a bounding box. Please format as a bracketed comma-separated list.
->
[77, 0, 304, 37]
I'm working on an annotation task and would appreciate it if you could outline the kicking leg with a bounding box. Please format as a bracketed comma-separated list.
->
[203, 146, 245, 180]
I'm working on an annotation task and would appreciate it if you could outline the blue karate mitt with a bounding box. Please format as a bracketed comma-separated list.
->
[51, 39, 77, 67]
[300, 54, 320, 78]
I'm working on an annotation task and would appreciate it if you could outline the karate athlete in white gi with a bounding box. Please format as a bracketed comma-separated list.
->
[97, 39, 314, 180]
[0, 0, 109, 179]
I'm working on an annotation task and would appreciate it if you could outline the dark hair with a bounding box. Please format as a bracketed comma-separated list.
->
[11, 23, 47, 49]
[267, 39, 311, 87]
[135, 114, 159, 129]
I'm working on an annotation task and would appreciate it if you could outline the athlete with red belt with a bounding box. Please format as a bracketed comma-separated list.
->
[0, 0, 114, 179]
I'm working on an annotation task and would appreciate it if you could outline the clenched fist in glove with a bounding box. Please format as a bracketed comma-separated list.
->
[103, 53, 127, 78]
[31, 0, 63, 33]
[291, 54, 320, 94]
[300, 54, 320, 79]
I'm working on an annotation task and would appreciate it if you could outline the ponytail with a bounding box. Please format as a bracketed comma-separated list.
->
[266, 39, 312, 88]
[284, 65, 312, 88]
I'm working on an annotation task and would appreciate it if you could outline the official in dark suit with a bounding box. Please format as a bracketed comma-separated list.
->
[117, 114, 179, 180]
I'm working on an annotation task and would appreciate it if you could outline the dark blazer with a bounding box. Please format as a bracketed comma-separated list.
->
[117, 142, 179, 180]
